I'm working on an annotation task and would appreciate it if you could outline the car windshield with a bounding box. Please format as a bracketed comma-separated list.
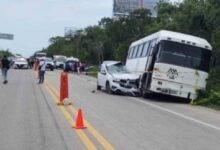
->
[57, 58, 66, 62]
[157, 40, 211, 72]
[107, 63, 130, 74]
[45, 58, 53, 62]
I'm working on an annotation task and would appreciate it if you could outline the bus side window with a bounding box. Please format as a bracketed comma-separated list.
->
[141, 42, 150, 57]
[128, 47, 134, 59]
[132, 46, 138, 58]
[137, 44, 144, 58]
[149, 39, 156, 56]
[135, 45, 140, 58]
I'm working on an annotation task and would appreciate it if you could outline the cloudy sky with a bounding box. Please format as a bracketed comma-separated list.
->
[0, 0, 113, 57]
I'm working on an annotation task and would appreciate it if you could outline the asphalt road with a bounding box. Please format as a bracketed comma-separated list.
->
[0, 69, 220, 150]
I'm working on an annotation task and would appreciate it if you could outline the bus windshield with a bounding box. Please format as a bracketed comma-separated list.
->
[157, 40, 211, 72]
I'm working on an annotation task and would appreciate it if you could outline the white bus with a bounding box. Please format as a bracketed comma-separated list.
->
[126, 30, 212, 99]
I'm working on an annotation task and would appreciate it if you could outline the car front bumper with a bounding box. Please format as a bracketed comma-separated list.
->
[110, 81, 139, 96]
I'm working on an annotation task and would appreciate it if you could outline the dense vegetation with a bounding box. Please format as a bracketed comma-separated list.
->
[44, 0, 220, 108]
[0, 50, 13, 58]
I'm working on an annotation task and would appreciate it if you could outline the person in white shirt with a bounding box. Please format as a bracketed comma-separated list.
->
[38, 58, 47, 84]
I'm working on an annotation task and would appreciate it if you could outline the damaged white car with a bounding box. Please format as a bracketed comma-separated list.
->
[97, 61, 140, 96]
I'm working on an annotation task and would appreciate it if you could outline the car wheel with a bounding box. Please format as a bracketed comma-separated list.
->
[106, 82, 113, 94]
[97, 83, 101, 90]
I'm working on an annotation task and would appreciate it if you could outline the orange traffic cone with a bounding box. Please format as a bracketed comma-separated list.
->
[57, 72, 71, 105]
[73, 108, 86, 129]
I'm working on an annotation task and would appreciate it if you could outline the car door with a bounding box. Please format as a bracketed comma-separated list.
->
[98, 65, 107, 87]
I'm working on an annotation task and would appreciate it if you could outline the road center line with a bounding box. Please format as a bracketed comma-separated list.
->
[45, 78, 115, 150]
[131, 97, 220, 132]
[44, 83, 97, 150]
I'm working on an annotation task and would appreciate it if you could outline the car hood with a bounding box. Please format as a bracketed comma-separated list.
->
[56, 61, 64, 64]
[14, 61, 28, 65]
[46, 62, 54, 65]
[111, 73, 139, 80]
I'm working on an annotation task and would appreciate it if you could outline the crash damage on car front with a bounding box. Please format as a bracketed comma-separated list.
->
[106, 62, 140, 96]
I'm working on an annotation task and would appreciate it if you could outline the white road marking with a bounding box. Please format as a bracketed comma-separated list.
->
[69, 74, 220, 132]
[131, 97, 220, 132]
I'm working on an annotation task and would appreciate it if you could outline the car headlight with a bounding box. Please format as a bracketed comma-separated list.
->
[113, 78, 120, 82]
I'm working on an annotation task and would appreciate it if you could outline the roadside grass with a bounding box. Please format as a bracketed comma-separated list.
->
[193, 67, 220, 110]
[86, 65, 99, 78]
[194, 89, 220, 110]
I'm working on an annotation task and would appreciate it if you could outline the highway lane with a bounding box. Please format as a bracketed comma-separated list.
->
[1, 69, 220, 150]
[0, 70, 85, 150]
[46, 70, 220, 150]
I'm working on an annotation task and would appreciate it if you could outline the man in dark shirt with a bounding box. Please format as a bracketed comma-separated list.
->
[1, 55, 10, 84]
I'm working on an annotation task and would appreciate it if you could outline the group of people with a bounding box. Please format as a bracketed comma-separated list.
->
[64, 61, 86, 74]
[0, 56, 88, 85]
[0, 55, 46, 85]
[0, 56, 10, 84]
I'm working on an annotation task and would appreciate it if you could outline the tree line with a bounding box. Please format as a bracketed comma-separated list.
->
[0, 50, 13, 58]
[44, 0, 220, 107]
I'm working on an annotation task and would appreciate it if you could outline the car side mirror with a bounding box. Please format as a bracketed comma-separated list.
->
[101, 70, 106, 75]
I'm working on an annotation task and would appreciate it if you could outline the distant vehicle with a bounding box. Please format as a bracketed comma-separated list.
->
[53, 55, 66, 69]
[97, 61, 140, 96]
[55, 58, 66, 69]
[45, 58, 55, 71]
[64, 57, 80, 72]
[35, 52, 47, 59]
[126, 30, 212, 99]
[13, 58, 29, 69]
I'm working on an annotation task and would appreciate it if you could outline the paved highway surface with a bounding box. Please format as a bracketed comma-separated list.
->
[0, 69, 220, 150]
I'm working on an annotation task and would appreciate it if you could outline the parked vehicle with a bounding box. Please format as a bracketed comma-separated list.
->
[97, 61, 140, 96]
[53, 55, 66, 69]
[64, 57, 80, 72]
[126, 30, 212, 99]
[13, 58, 29, 69]
[55, 59, 66, 69]
[45, 58, 55, 71]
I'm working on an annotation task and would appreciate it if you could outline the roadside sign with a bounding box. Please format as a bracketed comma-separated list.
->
[0, 33, 14, 40]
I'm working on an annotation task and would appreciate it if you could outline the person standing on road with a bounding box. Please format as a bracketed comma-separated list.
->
[38, 58, 47, 84]
[1, 56, 10, 84]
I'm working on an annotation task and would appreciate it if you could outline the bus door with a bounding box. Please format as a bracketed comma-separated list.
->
[135, 44, 144, 72]
[143, 39, 157, 90]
